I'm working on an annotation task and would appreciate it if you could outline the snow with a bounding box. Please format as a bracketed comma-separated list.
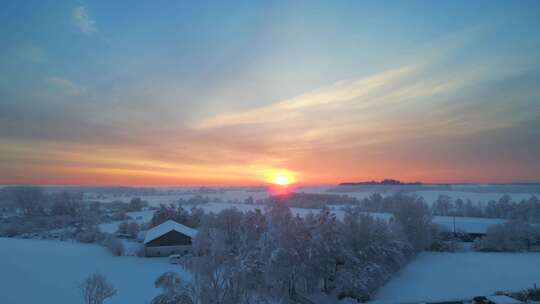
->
[144, 220, 198, 244]
[89, 191, 271, 207]
[373, 251, 540, 303]
[414, 190, 537, 206]
[431, 215, 505, 234]
[98, 210, 155, 233]
[0, 238, 190, 304]
[486, 295, 523, 304]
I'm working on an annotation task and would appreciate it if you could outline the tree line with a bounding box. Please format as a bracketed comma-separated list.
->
[149, 194, 450, 303]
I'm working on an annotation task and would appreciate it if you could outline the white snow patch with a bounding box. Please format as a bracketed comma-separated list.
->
[0, 238, 189, 304]
[373, 251, 540, 303]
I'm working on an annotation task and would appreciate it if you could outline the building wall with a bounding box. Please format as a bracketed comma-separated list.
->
[146, 230, 192, 247]
[144, 244, 192, 257]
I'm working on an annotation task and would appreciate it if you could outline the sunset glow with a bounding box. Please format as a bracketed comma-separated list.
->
[0, 1, 539, 186]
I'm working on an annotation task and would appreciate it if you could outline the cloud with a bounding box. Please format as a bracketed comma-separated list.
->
[16, 45, 47, 63]
[194, 65, 419, 128]
[47, 76, 86, 96]
[73, 5, 97, 34]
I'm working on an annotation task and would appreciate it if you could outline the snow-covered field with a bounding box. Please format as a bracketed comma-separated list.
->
[0, 238, 189, 304]
[86, 186, 539, 209]
[414, 190, 537, 206]
[373, 251, 540, 303]
[90, 191, 270, 206]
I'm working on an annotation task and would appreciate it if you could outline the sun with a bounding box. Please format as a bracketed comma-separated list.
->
[262, 168, 297, 187]
[274, 175, 291, 186]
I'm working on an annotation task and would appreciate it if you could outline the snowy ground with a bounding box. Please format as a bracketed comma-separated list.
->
[86, 186, 539, 210]
[0, 238, 189, 304]
[414, 190, 537, 206]
[373, 251, 540, 303]
[99, 210, 155, 234]
[89, 191, 270, 206]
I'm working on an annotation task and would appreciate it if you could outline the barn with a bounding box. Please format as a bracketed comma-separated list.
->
[143, 220, 198, 257]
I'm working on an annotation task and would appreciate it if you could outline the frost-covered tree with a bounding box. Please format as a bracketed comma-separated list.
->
[13, 186, 45, 217]
[50, 191, 82, 217]
[127, 222, 140, 238]
[80, 272, 116, 304]
[432, 194, 452, 215]
[182, 201, 423, 303]
[392, 194, 433, 252]
[128, 197, 146, 211]
[151, 272, 193, 304]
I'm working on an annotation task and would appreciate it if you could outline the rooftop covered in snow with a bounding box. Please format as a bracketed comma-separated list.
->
[143, 220, 198, 244]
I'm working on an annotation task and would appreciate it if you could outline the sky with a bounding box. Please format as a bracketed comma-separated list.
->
[1, 0, 539, 186]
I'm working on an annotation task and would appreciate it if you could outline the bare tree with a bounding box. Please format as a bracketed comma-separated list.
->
[80, 272, 116, 304]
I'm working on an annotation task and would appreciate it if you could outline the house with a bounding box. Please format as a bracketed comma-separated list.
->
[143, 220, 198, 257]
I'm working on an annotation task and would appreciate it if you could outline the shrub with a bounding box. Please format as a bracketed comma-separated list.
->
[101, 235, 125, 256]
[75, 226, 104, 244]
[79, 272, 116, 304]
[474, 221, 540, 252]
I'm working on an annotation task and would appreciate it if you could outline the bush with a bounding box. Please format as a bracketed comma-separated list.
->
[474, 221, 540, 252]
[79, 272, 116, 304]
[0, 221, 38, 237]
[127, 222, 140, 238]
[117, 221, 129, 234]
[76, 230, 98, 243]
[101, 235, 125, 256]
[75, 229, 103, 243]
[135, 244, 146, 257]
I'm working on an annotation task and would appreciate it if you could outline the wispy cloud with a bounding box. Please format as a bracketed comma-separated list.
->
[73, 5, 97, 34]
[194, 65, 419, 128]
[47, 76, 86, 96]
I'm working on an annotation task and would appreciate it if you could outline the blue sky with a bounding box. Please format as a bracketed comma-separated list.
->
[1, 1, 539, 185]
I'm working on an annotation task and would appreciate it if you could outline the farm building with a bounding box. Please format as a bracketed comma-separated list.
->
[143, 220, 198, 257]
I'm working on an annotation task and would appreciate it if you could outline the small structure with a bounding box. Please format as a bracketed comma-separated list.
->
[474, 295, 523, 304]
[485, 295, 523, 304]
[169, 254, 181, 264]
[143, 220, 197, 257]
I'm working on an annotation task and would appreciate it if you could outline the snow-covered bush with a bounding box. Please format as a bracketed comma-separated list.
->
[135, 243, 146, 257]
[427, 224, 463, 252]
[473, 221, 540, 252]
[117, 221, 129, 234]
[76, 229, 101, 243]
[151, 272, 194, 304]
[101, 235, 125, 256]
[0, 221, 38, 237]
[127, 221, 140, 238]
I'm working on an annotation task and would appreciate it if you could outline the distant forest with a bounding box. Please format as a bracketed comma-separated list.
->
[339, 179, 422, 186]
